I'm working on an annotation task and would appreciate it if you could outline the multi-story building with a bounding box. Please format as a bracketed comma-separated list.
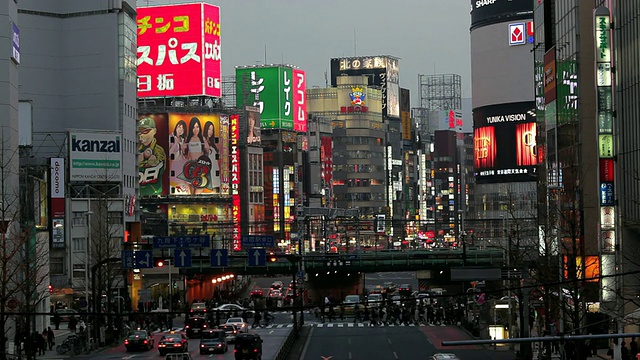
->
[468, 1, 538, 253]
[308, 75, 385, 245]
[16, 0, 138, 324]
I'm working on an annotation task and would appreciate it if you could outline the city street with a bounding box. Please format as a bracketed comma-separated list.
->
[300, 324, 516, 360]
[42, 326, 291, 360]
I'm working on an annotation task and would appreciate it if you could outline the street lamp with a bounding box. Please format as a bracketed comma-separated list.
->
[84, 209, 93, 349]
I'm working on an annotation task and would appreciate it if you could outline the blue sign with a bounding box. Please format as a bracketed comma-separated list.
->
[241, 235, 275, 248]
[11, 23, 19, 64]
[248, 249, 266, 267]
[174, 249, 192, 268]
[134, 250, 154, 269]
[210, 249, 229, 267]
[121, 250, 134, 269]
[600, 182, 614, 206]
[153, 235, 211, 249]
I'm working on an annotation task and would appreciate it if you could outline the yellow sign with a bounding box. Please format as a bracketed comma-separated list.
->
[599, 134, 613, 158]
[401, 111, 411, 140]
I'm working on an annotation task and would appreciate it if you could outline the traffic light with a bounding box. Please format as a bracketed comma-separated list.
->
[155, 260, 165, 267]
[48, 284, 53, 293]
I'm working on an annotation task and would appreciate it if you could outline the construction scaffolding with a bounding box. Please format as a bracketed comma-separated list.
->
[418, 74, 462, 111]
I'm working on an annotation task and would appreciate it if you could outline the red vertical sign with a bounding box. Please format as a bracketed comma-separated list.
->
[292, 69, 307, 133]
[230, 115, 241, 250]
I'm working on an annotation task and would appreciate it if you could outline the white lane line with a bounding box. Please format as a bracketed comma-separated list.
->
[269, 330, 274, 335]
[349, 351, 352, 359]
[300, 326, 314, 360]
[394, 351, 399, 359]
[348, 338, 351, 345]
[388, 338, 392, 344]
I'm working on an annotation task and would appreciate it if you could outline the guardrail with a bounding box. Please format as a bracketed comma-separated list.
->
[272, 327, 298, 360]
[181, 249, 506, 276]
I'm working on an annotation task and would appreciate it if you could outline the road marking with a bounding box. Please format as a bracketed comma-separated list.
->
[348, 323, 354, 327]
[300, 326, 314, 360]
[338, 324, 344, 328]
[348, 338, 351, 345]
[269, 330, 274, 335]
[349, 352, 352, 359]
[388, 338, 392, 344]
[327, 323, 334, 327]
[393, 351, 399, 359]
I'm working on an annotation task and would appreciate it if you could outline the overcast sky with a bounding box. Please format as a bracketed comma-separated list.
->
[137, 0, 472, 103]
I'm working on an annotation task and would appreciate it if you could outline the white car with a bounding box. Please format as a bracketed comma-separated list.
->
[430, 353, 460, 360]
[225, 317, 249, 333]
[367, 294, 383, 308]
[212, 304, 255, 317]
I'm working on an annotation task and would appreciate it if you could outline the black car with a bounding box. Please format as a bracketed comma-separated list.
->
[185, 316, 209, 338]
[124, 330, 154, 351]
[157, 333, 189, 356]
[398, 284, 413, 296]
[233, 333, 262, 360]
[199, 329, 227, 354]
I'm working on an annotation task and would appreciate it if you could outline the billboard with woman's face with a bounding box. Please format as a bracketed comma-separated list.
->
[168, 113, 229, 195]
[246, 106, 261, 145]
[138, 113, 169, 196]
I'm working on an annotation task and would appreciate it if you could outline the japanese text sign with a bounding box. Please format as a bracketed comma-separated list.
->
[236, 66, 297, 130]
[292, 69, 307, 133]
[137, 3, 221, 98]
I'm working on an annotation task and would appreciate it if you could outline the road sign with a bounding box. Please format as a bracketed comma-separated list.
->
[297, 271, 304, 278]
[121, 250, 134, 269]
[241, 235, 275, 248]
[153, 235, 211, 249]
[134, 250, 154, 269]
[173, 249, 192, 267]
[297, 278, 304, 285]
[210, 249, 229, 267]
[248, 249, 266, 266]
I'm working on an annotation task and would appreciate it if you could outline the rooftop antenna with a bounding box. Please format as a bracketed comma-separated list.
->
[354, 28, 357, 56]
[324, 71, 328, 87]
[264, 44, 267, 64]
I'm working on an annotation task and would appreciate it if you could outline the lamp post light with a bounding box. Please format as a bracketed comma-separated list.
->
[85, 209, 93, 349]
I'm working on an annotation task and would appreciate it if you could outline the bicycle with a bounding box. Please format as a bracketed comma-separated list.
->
[56, 335, 77, 355]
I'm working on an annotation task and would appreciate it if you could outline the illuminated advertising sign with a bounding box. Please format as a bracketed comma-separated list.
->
[137, 3, 221, 98]
[600, 158, 614, 182]
[50, 158, 65, 218]
[168, 113, 228, 195]
[236, 66, 295, 130]
[508, 22, 534, 46]
[470, 0, 533, 29]
[557, 60, 578, 125]
[246, 106, 262, 145]
[600, 182, 614, 206]
[219, 115, 230, 195]
[473, 102, 537, 183]
[401, 88, 411, 140]
[330, 56, 400, 118]
[230, 115, 241, 250]
[69, 131, 122, 182]
[292, 69, 308, 133]
[138, 113, 169, 196]
[11, 23, 19, 65]
[598, 134, 613, 158]
[544, 48, 557, 103]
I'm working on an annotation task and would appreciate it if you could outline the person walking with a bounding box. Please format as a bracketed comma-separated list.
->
[68, 317, 77, 334]
[354, 305, 361, 323]
[251, 311, 262, 328]
[46, 327, 55, 351]
[630, 337, 638, 360]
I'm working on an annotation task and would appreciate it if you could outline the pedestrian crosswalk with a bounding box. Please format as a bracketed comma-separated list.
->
[259, 322, 447, 329]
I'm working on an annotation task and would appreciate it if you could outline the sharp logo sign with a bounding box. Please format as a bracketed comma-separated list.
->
[71, 136, 121, 152]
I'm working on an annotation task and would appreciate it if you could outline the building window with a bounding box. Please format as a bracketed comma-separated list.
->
[72, 237, 85, 251]
[50, 257, 64, 275]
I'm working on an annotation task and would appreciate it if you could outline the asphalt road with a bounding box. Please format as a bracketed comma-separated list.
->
[300, 324, 517, 360]
[48, 327, 291, 360]
[364, 271, 419, 293]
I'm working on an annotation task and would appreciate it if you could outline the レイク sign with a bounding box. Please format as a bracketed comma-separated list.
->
[68, 131, 122, 182]
[137, 3, 221, 98]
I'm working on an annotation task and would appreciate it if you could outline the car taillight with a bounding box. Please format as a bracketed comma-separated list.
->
[254, 348, 258, 353]
[185, 325, 190, 328]
[143, 340, 148, 344]
[124, 340, 129, 344]
[233, 330, 237, 334]
[201, 344, 205, 348]
[234, 349, 237, 353]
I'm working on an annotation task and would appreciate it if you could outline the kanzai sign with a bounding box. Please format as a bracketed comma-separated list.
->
[68, 131, 123, 182]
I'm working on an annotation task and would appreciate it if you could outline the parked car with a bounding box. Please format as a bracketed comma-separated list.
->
[124, 329, 154, 351]
[158, 333, 189, 356]
[199, 329, 227, 354]
[233, 333, 263, 360]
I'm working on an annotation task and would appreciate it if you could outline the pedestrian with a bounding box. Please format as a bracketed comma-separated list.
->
[328, 306, 334, 323]
[34, 331, 44, 356]
[354, 305, 361, 323]
[78, 318, 86, 333]
[52, 312, 61, 330]
[252, 311, 262, 328]
[622, 341, 629, 360]
[630, 337, 638, 360]
[339, 305, 345, 321]
[47, 327, 55, 350]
